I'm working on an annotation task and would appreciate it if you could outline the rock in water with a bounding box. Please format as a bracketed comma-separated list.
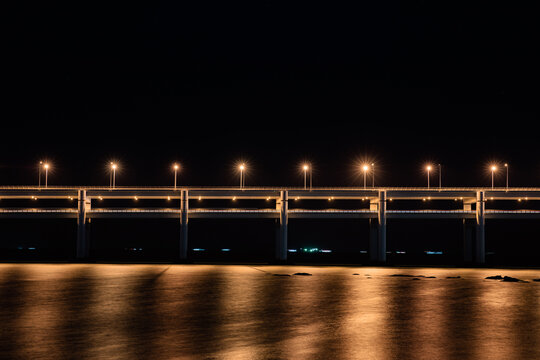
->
[293, 272, 312, 276]
[485, 275, 503, 280]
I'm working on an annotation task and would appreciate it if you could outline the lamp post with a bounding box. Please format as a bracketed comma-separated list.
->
[504, 163, 508, 190]
[239, 164, 245, 189]
[110, 162, 117, 189]
[491, 165, 497, 189]
[38, 161, 43, 188]
[426, 165, 432, 189]
[309, 164, 312, 191]
[303, 164, 309, 190]
[302, 164, 312, 190]
[44, 163, 49, 188]
[438, 163, 442, 189]
[362, 164, 369, 189]
[372, 163, 375, 188]
[173, 163, 179, 189]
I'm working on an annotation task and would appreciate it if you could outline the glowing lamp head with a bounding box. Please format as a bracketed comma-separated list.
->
[491, 165, 497, 172]
[362, 165, 369, 172]
[426, 165, 432, 171]
[239, 164, 245, 171]
[174, 164, 179, 170]
[44, 163, 49, 170]
[111, 164, 117, 170]
[303, 164, 309, 171]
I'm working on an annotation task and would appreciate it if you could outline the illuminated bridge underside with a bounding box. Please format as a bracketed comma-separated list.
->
[1, 187, 540, 264]
[2, 208, 540, 220]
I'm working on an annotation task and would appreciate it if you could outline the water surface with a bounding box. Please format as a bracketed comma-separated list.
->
[0, 264, 539, 359]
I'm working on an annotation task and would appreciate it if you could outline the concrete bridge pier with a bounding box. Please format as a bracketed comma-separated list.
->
[76, 190, 91, 259]
[475, 191, 486, 264]
[369, 191, 387, 264]
[275, 190, 288, 262]
[179, 189, 189, 261]
[377, 190, 387, 263]
[462, 199, 475, 263]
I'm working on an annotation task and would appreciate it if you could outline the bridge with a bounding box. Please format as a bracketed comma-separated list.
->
[1, 186, 540, 264]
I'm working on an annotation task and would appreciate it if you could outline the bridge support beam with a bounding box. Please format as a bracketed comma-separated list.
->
[275, 191, 288, 262]
[76, 190, 91, 259]
[475, 191, 486, 264]
[378, 190, 387, 263]
[370, 191, 387, 263]
[369, 200, 378, 262]
[180, 190, 189, 261]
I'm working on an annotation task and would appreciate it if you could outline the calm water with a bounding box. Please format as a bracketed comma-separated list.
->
[0, 264, 539, 360]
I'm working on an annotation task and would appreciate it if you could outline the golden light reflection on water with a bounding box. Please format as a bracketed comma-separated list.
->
[0, 265, 539, 360]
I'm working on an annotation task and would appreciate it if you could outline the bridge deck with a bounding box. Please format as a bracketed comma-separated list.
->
[1, 187, 540, 200]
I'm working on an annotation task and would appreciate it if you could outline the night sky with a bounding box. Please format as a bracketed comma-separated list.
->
[3, 1, 539, 188]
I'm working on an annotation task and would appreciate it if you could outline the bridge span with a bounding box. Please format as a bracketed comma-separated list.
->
[1, 186, 540, 264]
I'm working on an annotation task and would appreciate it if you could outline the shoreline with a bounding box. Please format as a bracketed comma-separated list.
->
[0, 260, 539, 270]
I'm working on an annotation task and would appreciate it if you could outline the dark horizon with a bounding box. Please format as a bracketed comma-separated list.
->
[3, 1, 539, 188]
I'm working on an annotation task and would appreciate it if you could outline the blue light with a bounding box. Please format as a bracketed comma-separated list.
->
[287, 249, 297, 252]
[192, 248, 206, 252]
[425, 251, 443, 255]
[221, 248, 231, 252]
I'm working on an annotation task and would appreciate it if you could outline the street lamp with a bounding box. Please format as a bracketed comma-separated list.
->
[426, 165, 432, 189]
[43, 163, 50, 188]
[239, 164, 245, 189]
[362, 164, 369, 189]
[490, 165, 497, 189]
[302, 164, 308, 190]
[504, 163, 508, 190]
[438, 163, 442, 189]
[173, 163, 180, 189]
[371, 163, 375, 188]
[302, 164, 312, 190]
[38, 161, 43, 187]
[110, 162, 117, 189]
